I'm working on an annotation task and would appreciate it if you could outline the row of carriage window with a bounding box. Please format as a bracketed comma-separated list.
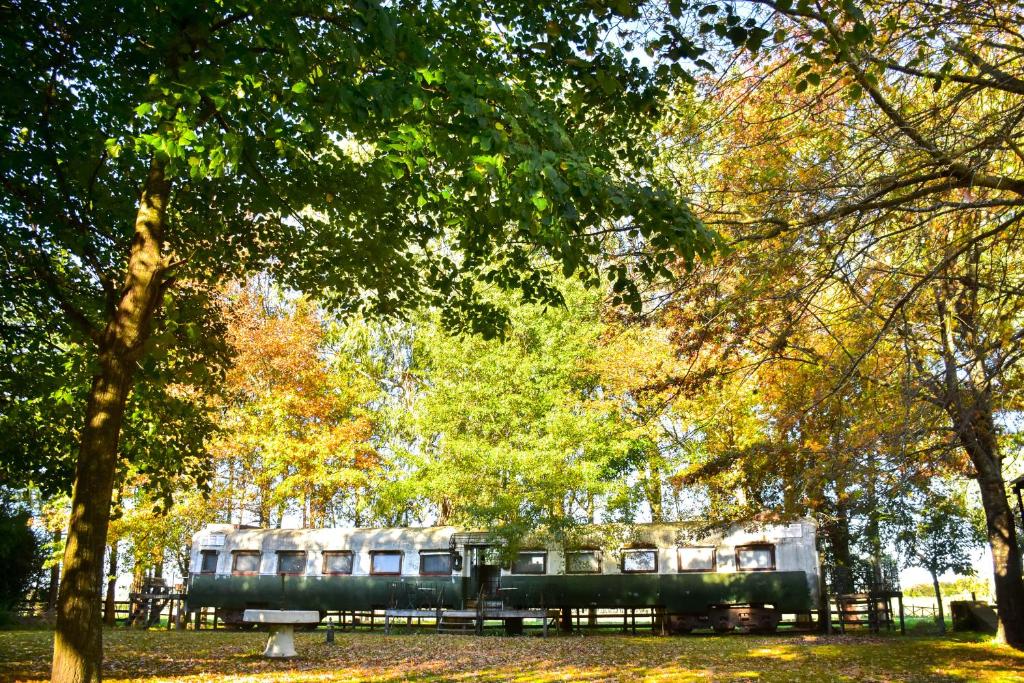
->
[198, 544, 776, 576]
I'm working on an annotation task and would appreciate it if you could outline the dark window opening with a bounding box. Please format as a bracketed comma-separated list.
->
[621, 549, 658, 573]
[420, 551, 453, 575]
[370, 550, 402, 575]
[323, 551, 353, 575]
[736, 544, 776, 571]
[277, 550, 306, 575]
[511, 551, 547, 574]
[566, 550, 601, 574]
[231, 551, 261, 575]
[199, 550, 218, 574]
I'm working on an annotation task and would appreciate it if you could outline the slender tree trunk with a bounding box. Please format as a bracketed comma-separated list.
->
[51, 159, 171, 683]
[930, 570, 946, 633]
[257, 491, 270, 527]
[47, 529, 62, 613]
[103, 543, 118, 626]
[439, 497, 452, 525]
[647, 462, 664, 524]
[147, 559, 164, 626]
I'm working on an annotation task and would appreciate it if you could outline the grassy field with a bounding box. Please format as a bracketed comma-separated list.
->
[1, 628, 1022, 682]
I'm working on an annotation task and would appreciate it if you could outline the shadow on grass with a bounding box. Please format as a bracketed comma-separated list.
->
[0, 628, 1021, 682]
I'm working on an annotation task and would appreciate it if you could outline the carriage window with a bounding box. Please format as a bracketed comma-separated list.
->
[622, 549, 658, 573]
[677, 547, 716, 572]
[199, 550, 218, 574]
[323, 551, 353, 575]
[370, 551, 402, 575]
[231, 551, 261, 575]
[511, 551, 547, 574]
[420, 551, 453, 575]
[566, 550, 601, 574]
[277, 551, 306, 575]
[736, 544, 775, 571]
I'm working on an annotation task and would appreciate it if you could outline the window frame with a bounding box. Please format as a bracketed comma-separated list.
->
[276, 550, 307, 576]
[510, 550, 548, 575]
[735, 544, 776, 572]
[620, 548, 659, 574]
[199, 550, 219, 575]
[231, 550, 261, 576]
[419, 550, 454, 576]
[322, 550, 354, 575]
[565, 549, 602, 574]
[676, 546, 717, 573]
[369, 550, 403, 576]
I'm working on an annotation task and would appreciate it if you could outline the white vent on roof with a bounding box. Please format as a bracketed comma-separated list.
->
[205, 532, 226, 547]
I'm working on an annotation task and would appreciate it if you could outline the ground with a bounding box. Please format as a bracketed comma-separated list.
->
[1, 628, 1023, 682]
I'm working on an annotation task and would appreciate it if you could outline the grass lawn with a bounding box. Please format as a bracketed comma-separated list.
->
[1, 628, 1022, 682]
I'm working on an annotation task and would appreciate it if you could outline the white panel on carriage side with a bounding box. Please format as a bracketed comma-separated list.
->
[548, 549, 564, 575]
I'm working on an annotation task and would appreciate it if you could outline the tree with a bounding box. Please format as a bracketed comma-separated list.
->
[646, 0, 1024, 645]
[0, 490, 42, 614]
[386, 282, 630, 541]
[209, 283, 382, 528]
[898, 483, 983, 632]
[2, 2, 716, 678]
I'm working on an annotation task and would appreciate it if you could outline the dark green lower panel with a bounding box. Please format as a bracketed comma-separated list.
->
[187, 571, 812, 614]
[499, 571, 812, 613]
[186, 575, 465, 612]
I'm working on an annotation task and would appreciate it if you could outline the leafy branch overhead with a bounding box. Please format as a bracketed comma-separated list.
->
[3, 0, 718, 350]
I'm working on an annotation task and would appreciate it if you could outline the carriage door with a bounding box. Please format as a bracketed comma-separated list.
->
[469, 546, 501, 599]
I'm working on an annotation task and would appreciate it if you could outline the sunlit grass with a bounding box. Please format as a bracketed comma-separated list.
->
[1, 628, 1022, 682]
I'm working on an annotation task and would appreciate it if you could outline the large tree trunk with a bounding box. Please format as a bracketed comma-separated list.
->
[823, 501, 854, 593]
[51, 159, 171, 683]
[975, 455, 1024, 648]
[952, 404, 1024, 648]
[935, 282, 1024, 649]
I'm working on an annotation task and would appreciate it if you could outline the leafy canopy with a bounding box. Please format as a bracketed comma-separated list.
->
[2, 0, 716, 342]
[0, 0, 719, 494]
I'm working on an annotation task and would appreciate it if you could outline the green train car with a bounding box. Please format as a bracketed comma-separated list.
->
[186, 521, 819, 633]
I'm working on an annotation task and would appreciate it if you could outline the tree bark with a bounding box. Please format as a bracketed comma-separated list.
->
[823, 502, 854, 593]
[46, 529, 62, 613]
[951, 403, 1024, 648]
[975, 458, 1024, 648]
[51, 159, 171, 683]
[935, 282, 1024, 649]
[931, 570, 945, 633]
[647, 462, 664, 523]
[103, 543, 118, 626]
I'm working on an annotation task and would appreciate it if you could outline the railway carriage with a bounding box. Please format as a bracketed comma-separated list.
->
[186, 521, 819, 633]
